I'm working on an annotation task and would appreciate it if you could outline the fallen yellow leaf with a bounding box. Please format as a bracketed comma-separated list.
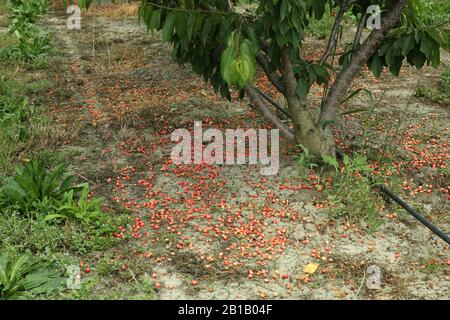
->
[334, 289, 348, 298]
[303, 262, 319, 274]
[297, 274, 308, 281]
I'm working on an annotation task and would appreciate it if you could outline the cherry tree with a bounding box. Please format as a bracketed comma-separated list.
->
[136, 0, 448, 158]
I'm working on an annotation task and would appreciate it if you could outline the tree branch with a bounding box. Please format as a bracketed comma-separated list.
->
[244, 85, 294, 141]
[319, 0, 408, 126]
[320, 4, 347, 65]
[227, 0, 234, 11]
[280, 48, 298, 100]
[254, 86, 291, 118]
[352, 12, 368, 53]
[256, 52, 285, 94]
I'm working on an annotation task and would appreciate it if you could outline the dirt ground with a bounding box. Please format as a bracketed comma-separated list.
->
[24, 3, 450, 299]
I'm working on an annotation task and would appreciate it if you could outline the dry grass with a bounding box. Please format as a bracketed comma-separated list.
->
[85, 3, 138, 19]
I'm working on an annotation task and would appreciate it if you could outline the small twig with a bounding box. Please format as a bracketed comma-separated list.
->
[320, 5, 347, 65]
[254, 86, 291, 118]
[256, 52, 285, 94]
[227, 0, 234, 11]
[355, 269, 367, 298]
[353, 13, 368, 53]
[128, 268, 143, 290]
[76, 174, 95, 185]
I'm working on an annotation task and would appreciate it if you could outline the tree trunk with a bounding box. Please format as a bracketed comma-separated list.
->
[288, 98, 336, 158]
[245, 85, 335, 158]
[280, 49, 335, 158]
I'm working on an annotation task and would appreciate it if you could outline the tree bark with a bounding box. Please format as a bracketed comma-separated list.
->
[248, 0, 407, 159]
[319, 0, 408, 125]
[281, 49, 335, 158]
[244, 85, 294, 141]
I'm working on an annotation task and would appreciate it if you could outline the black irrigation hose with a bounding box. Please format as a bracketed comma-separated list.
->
[255, 86, 291, 118]
[256, 88, 450, 244]
[375, 183, 450, 245]
[337, 149, 450, 245]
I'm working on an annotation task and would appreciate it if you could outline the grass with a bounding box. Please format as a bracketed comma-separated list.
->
[85, 2, 138, 18]
[419, 0, 450, 25]
[1, 210, 129, 255]
[323, 154, 385, 230]
[0, 60, 66, 182]
[415, 64, 450, 106]
[0, 0, 51, 67]
[305, 6, 335, 39]
[0, 1, 136, 300]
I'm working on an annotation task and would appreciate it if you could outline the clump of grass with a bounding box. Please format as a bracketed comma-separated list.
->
[323, 154, 385, 230]
[0, 0, 50, 65]
[0, 72, 63, 182]
[418, 0, 450, 25]
[0, 251, 65, 300]
[85, 2, 139, 19]
[415, 64, 450, 106]
[305, 7, 335, 39]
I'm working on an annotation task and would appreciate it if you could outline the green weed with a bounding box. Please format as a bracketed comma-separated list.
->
[325, 154, 385, 230]
[0, 251, 64, 300]
[44, 183, 104, 224]
[0, 0, 50, 64]
[0, 159, 105, 224]
[415, 64, 450, 105]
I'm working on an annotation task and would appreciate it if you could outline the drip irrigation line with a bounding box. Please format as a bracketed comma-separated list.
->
[255, 86, 291, 118]
[253, 87, 450, 244]
[375, 182, 450, 244]
[337, 149, 450, 245]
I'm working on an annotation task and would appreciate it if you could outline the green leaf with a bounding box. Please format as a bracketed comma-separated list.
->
[296, 77, 310, 99]
[419, 33, 436, 59]
[280, 0, 289, 21]
[201, 17, 212, 45]
[322, 154, 339, 170]
[175, 12, 187, 39]
[311, 64, 329, 84]
[341, 88, 365, 104]
[149, 9, 161, 30]
[401, 34, 415, 56]
[162, 14, 176, 42]
[389, 56, 403, 76]
[221, 55, 239, 86]
[426, 29, 449, 51]
[429, 46, 440, 68]
[59, 175, 75, 194]
[369, 55, 384, 78]
[407, 48, 426, 69]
